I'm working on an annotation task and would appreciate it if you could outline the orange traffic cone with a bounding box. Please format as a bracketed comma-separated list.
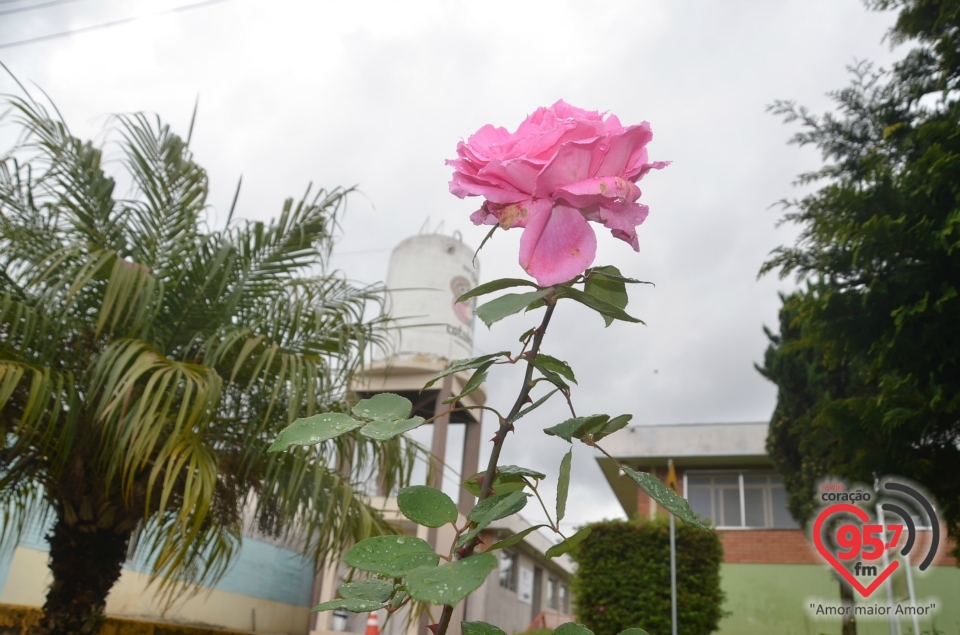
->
[365, 612, 380, 635]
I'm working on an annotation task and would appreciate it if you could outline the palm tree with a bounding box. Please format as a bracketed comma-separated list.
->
[0, 92, 416, 635]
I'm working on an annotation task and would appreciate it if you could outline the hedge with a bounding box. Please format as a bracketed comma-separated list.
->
[570, 518, 725, 635]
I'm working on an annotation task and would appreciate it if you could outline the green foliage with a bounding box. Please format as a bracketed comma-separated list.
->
[570, 519, 724, 635]
[405, 553, 498, 605]
[463, 623, 508, 635]
[545, 526, 592, 558]
[475, 289, 554, 327]
[337, 579, 396, 602]
[343, 536, 440, 578]
[0, 92, 419, 619]
[583, 266, 629, 327]
[621, 469, 708, 530]
[760, 0, 960, 554]
[396, 486, 458, 528]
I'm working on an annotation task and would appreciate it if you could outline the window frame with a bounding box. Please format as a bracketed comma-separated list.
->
[499, 549, 518, 591]
[683, 469, 799, 530]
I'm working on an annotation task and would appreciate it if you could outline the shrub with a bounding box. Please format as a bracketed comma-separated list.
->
[570, 518, 724, 635]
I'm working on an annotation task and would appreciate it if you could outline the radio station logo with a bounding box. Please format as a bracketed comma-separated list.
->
[812, 479, 939, 597]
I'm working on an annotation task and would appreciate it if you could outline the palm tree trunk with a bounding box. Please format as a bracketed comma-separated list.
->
[34, 514, 132, 635]
[839, 576, 857, 635]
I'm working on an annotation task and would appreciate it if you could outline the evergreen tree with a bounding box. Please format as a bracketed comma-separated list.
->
[760, 0, 960, 557]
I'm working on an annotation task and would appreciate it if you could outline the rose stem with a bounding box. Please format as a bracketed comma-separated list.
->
[433, 296, 557, 635]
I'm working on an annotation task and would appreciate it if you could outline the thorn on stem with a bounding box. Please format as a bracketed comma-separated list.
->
[427, 625, 439, 635]
[523, 395, 533, 404]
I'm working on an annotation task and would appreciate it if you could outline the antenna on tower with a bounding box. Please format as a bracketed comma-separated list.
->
[419, 217, 432, 234]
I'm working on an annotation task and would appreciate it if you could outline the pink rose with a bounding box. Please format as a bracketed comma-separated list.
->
[447, 100, 668, 286]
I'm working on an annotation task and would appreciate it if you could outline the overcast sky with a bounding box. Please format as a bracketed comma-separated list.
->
[0, 0, 904, 537]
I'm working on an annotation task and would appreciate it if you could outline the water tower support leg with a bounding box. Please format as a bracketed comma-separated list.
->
[427, 375, 453, 550]
[458, 418, 481, 515]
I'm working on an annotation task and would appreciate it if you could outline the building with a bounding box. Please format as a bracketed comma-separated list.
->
[597, 421, 960, 635]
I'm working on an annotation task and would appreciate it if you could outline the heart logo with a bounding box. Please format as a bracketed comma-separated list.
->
[812, 503, 899, 597]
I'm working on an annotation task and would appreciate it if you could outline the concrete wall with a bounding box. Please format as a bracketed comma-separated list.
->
[466, 546, 572, 635]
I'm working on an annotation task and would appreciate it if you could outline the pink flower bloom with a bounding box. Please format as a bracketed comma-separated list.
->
[448, 100, 668, 286]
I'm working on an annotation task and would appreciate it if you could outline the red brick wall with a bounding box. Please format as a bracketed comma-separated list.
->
[717, 528, 956, 565]
[719, 529, 820, 564]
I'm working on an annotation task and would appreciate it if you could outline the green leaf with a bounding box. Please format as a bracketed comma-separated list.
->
[617, 629, 650, 635]
[387, 590, 407, 608]
[553, 623, 594, 635]
[338, 579, 395, 603]
[475, 289, 553, 328]
[459, 490, 530, 548]
[268, 413, 363, 452]
[444, 360, 494, 404]
[584, 266, 628, 327]
[545, 526, 592, 558]
[462, 622, 508, 635]
[557, 449, 572, 523]
[509, 387, 560, 423]
[467, 490, 529, 525]
[360, 416, 426, 440]
[405, 553, 498, 605]
[519, 327, 536, 343]
[352, 393, 412, 421]
[423, 352, 509, 391]
[622, 467, 709, 529]
[311, 598, 384, 613]
[560, 287, 643, 326]
[397, 486, 458, 528]
[534, 354, 577, 384]
[456, 278, 539, 303]
[343, 536, 440, 577]
[543, 415, 609, 443]
[592, 414, 632, 441]
[585, 266, 652, 285]
[461, 472, 527, 497]
[486, 524, 548, 551]
[498, 465, 547, 480]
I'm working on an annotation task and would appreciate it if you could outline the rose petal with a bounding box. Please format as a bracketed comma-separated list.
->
[519, 203, 597, 286]
[629, 160, 671, 182]
[470, 206, 498, 226]
[594, 124, 654, 177]
[554, 176, 641, 209]
[477, 158, 540, 195]
[597, 202, 650, 251]
[449, 172, 529, 204]
[533, 139, 602, 198]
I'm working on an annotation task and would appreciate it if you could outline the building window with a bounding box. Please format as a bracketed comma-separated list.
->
[499, 550, 517, 590]
[686, 471, 799, 529]
[546, 577, 557, 610]
[559, 584, 569, 614]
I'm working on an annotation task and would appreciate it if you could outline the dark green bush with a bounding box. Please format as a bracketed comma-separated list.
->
[570, 518, 724, 635]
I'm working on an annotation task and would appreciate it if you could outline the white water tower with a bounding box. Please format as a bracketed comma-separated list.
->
[379, 231, 479, 364]
[353, 229, 485, 517]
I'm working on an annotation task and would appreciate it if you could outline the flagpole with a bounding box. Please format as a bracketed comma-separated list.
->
[669, 458, 677, 635]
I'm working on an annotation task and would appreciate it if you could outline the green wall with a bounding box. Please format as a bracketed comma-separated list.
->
[717, 563, 960, 635]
